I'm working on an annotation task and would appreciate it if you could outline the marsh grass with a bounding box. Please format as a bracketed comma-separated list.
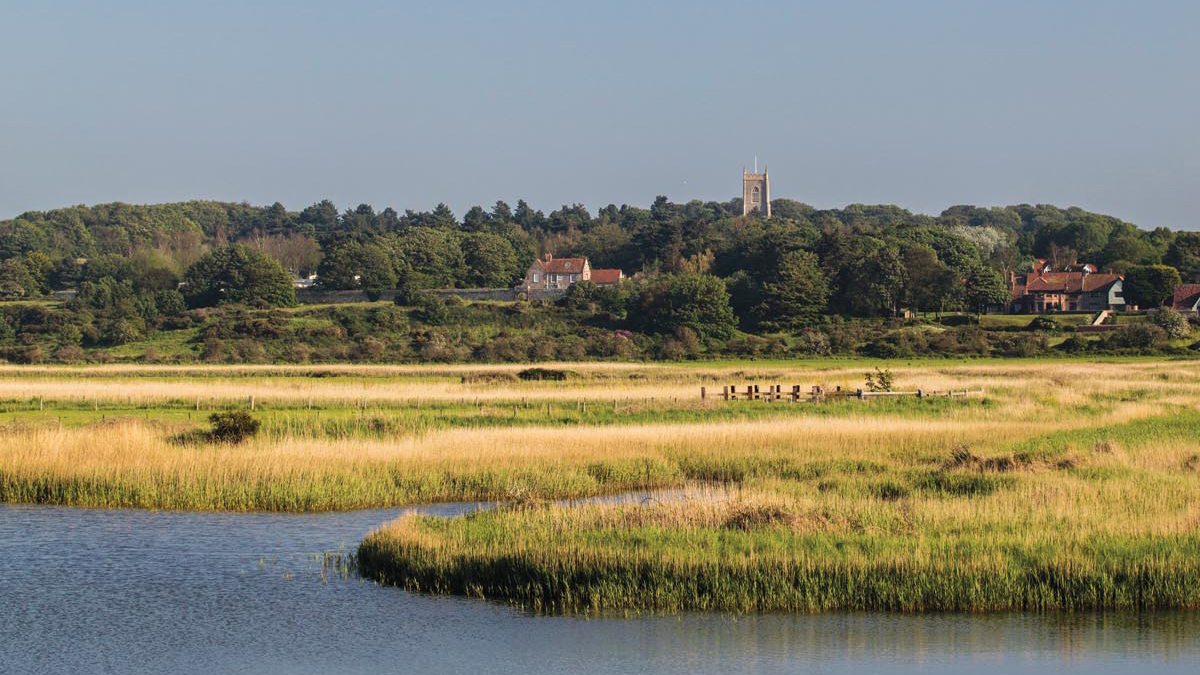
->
[5, 359, 1200, 611]
[360, 410, 1200, 612]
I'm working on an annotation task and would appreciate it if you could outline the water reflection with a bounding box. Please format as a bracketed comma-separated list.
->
[1, 503, 1196, 675]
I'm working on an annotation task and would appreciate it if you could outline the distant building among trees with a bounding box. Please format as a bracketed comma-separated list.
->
[519, 254, 622, 292]
[742, 168, 770, 217]
[1006, 260, 1125, 313]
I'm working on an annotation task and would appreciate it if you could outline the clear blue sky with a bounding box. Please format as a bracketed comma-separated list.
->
[2, 0, 1197, 228]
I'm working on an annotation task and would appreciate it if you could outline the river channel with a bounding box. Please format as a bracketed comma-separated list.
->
[1, 502, 1197, 674]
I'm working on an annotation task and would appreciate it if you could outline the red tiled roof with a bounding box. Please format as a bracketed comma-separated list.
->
[1011, 272, 1121, 297]
[535, 257, 587, 274]
[1172, 284, 1200, 311]
[590, 269, 623, 284]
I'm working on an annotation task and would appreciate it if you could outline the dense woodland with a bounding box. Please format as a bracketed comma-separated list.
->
[1, 196, 1198, 363]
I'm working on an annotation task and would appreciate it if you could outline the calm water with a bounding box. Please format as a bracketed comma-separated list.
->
[2, 502, 1198, 675]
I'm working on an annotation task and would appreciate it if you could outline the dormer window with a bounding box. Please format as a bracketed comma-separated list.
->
[564, 262, 572, 270]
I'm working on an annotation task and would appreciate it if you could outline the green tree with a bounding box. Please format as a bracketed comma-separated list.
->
[963, 261, 1010, 313]
[629, 274, 735, 342]
[358, 244, 398, 300]
[1123, 265, 1182, 308]
[1166, 232, 1200, 282]
[397, 228, 464, 288]
[0, 259, 36, 299]
[316, 240, 363, 290]
[460, 232, 519, 287]
[461, 206, 491, 232]
[182, 245, 296, 308]
[757, 249, 829, 327]
[848, 244, 905, 316]
[900, 245, 956, 315]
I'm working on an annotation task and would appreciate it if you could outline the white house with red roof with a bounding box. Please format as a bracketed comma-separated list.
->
[519, 253, 623, 292]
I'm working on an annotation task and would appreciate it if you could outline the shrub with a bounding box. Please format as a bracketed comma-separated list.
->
[939, 314, 979, 327]
[392, 284, 425, 306]
[412, 293, 450, 325]
[235, 340, 266, 362]
[554, 335, 587, 360]
[792, 329, 832, 356]
[354, 337, 387, 360]
[1107, 324, 1169, 351]
[1150, 307, 1191, 339]
[724, 334, 771, 356]
[53, 345, 86, 363]
[288, 342, 313, 363]
[207, 411, 260, 443]
[517, 367, 575, 381]
[1027, 316, 1062, 332]
[864, 368, 894, 392]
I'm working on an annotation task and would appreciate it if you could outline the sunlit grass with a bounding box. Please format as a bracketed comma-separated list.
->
[360, 410, 1200, 612]
[4, 359, 1199, 611]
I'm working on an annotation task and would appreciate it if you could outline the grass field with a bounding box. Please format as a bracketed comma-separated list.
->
[3, 358, 1199, 611]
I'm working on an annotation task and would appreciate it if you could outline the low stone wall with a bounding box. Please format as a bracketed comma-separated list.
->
[296, 287, 565, 305]
[429, 288, 565, 302]
[428, 288, 518, 302]
[296, 289, 398, 304]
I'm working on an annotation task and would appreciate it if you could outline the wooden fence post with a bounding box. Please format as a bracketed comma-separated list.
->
[700, 386, 706, 400]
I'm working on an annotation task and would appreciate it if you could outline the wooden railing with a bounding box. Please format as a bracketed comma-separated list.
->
[700, 385, 984, 402]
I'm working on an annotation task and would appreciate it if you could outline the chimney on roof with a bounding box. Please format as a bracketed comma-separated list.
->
[544, 252, 552, 262]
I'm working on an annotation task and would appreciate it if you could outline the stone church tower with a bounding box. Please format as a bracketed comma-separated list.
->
[742, 167, 770, 217]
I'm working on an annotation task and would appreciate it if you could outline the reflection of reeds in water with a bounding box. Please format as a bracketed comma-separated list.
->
[313, 548, 358, 584]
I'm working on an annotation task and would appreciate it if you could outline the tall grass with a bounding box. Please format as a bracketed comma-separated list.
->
[360, 410, 1200, 612]
[0, 413, 1041, 511]
[6, 359, 1200, 611]
[0, 360, 1191, 512]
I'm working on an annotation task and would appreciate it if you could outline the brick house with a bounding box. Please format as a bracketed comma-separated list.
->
[1007, 265, 1126, 313]
[1172, 284, 1200, 314]
[519, 254, 623, 292]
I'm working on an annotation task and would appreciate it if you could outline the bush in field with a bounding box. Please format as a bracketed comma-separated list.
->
[207, 411, 260, 444]
[864, 368, 894, 392]
[1057, 335, 1092, 353]
[1150, 307, 1191, 339]
[517, 367, 575, 381]
[1107, 324, 1169, 351]
[392, 284, 425, 307]
[1027, 316, 1062, 333]
[412, 293, 450, 325]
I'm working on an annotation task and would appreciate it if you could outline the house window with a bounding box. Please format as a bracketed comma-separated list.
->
[532, 273, 539, 283]
[751, 186, 761, 204]
[564, 262, 572, 270]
